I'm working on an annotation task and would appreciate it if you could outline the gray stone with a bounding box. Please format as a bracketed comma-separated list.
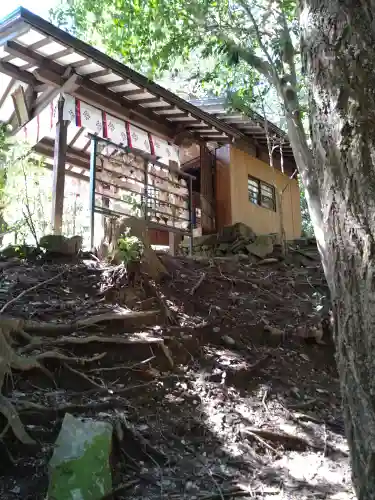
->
[218, 223, 256, 244]
[40, 235, 83, 255]
[218, 243, 230, 252]
[246, 235, 274, 258]
[47, 413, 112, 500]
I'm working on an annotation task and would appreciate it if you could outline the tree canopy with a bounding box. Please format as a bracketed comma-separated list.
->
[52, 0, 302, 128]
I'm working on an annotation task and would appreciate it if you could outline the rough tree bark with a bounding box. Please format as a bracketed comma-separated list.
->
[299, 1, 375, 498]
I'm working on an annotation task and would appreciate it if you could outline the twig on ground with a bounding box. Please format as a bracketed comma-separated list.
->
[100, 479, 139, 500]
[178, 440, 225, 500]
[262, 388, 271, 418]
[0, 269, 67, 314]
[63, 362, 104, 390]
[88, 355, 155, 373]
[199, 490, 250, 500]
[242, 429, 279, 455]
[190, 272, 206, 295]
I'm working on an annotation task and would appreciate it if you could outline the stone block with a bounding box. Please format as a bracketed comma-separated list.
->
[246, 234, 274, 259]
[47, 413, 112, 500]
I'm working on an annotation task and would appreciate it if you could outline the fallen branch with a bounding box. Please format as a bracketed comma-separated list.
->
[243, 427, 316, 451]
[241, 429, 279, 455]
[0, 269, 67, 314]
[190, 272, 206, 295]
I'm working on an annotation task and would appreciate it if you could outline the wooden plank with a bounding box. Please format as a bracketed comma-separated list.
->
[11, 85, 30, 126]
[51, 96, 68, 235]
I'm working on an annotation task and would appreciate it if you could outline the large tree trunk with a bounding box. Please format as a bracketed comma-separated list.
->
[299, 1, 375, 498]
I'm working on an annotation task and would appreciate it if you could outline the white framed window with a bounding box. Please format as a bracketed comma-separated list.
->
[248, 176, 276, 211]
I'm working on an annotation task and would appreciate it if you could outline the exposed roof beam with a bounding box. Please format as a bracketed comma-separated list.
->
[89, 68, 112, 79]
[107, 78, 130, 89]
[0, 77, 15, 109]
[3, 40, 237, 146]
[118, 87, 145, 97]
[4, 41, 181, 139]
[0, 59, 37, 86]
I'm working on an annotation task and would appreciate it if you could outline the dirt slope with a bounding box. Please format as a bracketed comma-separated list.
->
[0, 253, 353, 499]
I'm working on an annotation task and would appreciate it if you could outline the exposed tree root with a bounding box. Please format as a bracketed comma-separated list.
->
[18, 309, 161, 336]
[0, 319, 106, 444]
[21, 336, 164, 354]
[0, 394, 35, 444]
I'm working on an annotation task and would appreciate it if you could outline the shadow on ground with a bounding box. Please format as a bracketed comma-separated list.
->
[0, 254, 353, 499]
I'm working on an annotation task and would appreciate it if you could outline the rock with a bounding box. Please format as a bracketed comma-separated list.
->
[229, 238, 247, 253]
[0, 244, 41, 259]
[191, 234, 218, 247]
[217, 243, 230, 252]
[48, 413, 112, 500]
[39, 235, 83, 255]
[257, 257, 279, 265]
[222, 334, 236, 346]
[218, 223, 256, 244]
[264, 324, 284, 336]
[246, 235, 274, 259]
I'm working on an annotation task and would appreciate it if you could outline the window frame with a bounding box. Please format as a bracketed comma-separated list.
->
[247, 175, 276, 212]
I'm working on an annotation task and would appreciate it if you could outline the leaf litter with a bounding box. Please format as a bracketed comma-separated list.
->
[0, 249, 354, 499]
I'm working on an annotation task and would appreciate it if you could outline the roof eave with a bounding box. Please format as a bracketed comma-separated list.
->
[3, 8, 241, 140]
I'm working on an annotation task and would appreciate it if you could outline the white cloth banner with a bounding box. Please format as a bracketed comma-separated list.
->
[150, 134, 179, 164]
[104, 113, 128, 146]
[127, 123, 151, 154]
[61, 94, 179, 162]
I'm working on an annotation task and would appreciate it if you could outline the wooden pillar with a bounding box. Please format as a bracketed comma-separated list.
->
[169, 231, 182, 256]
[200, 144, 216, 234]
[51, 95, 68, 235]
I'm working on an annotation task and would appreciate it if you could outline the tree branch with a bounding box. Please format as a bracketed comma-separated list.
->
[277, 3, 298, 87]
[216, 33, 273, 81]
[236, 0, 278, 82]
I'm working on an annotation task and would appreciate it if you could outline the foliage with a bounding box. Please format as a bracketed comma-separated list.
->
[117, 234, 143, 264]
[51, 0, 303, 129]
[0, 139, 90, 248]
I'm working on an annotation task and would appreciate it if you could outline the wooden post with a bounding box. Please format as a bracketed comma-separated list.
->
[89, 136, 98, 250]
[200, 144, 215, 234]
[51, 95, 68, 234]
[169, 232, 176, 256]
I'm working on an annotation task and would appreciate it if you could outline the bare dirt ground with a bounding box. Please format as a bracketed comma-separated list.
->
[0, 252, 354, 499]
